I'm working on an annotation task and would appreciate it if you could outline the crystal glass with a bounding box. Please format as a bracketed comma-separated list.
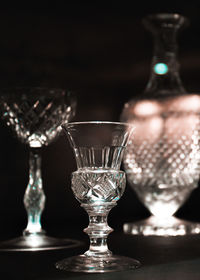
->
[121, 13, 200, 236]
[55, 121, 140, 273]
[0, 87, 81, 251]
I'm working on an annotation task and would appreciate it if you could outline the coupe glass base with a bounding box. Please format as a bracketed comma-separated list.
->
[123, 216, 200, 236]
[0, 234, 82, 252]
[56, 254, 140, 273]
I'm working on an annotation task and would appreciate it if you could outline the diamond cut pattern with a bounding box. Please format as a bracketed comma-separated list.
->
[124, 113, 200, 217]
[71, 170, 126, 204]
[1, 90, 75, 147]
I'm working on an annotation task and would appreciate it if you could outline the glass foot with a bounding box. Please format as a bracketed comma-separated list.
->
[0, 234, 83, 252]
[56, 254, 140, 273]
[124, 216, 200, 236]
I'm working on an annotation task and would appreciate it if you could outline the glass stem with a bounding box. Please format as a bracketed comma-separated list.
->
[23, 147, 45, 236]
[82, 203, 115, 258]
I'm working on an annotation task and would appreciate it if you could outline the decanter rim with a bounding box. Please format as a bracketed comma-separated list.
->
[142, 13, 189, 29]
[146, 13, 185, 19]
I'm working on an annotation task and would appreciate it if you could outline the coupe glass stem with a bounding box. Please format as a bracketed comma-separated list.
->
[23, 147, 45, 236]
[82, 203, 115, 258]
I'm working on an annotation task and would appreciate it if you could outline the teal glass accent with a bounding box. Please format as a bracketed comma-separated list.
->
[154, 63, 168, 75]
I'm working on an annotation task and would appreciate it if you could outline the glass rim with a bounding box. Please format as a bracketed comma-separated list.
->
[0, 86, 70, 90]
[0, 86, 73, 94]
[144, 13, 187, 21]
[0, 86, 76, 99]
[142, 13, 189, 28]
[61, 120, 135, 128]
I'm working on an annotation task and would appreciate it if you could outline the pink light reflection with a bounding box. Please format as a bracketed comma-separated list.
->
[166, 94, 200, 112]
[133, 116, 163, 144]
[133, 100, 162, 117]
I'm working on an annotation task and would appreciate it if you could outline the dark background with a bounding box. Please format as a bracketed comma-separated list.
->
[0, 3, 200, 240]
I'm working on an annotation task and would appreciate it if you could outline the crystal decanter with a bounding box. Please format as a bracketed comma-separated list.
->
[121, 13, 200, 236]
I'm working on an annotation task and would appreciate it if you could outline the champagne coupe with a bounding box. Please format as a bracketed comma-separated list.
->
[0, 87, 81, 251]
[55, 121, 140, 273]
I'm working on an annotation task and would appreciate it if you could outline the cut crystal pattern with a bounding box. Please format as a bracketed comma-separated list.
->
[72, 169, 126, 204]
[1, 89, 75, 147]
[56, 122, 139, 272]
[0, 88, 78, 251]
[74, 146, 125, 169]
[124, 111, 200, 218]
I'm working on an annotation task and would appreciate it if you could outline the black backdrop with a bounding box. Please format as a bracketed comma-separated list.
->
[0, 3, 200, 240]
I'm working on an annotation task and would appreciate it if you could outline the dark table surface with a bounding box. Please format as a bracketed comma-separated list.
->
[1, 226, 200, 280]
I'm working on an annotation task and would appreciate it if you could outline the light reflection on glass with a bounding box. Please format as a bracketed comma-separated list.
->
[123, 94, 200, 236]
[154, 63, 168, 75]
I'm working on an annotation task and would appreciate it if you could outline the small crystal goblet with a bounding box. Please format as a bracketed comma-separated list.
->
[55, 121, 140, 273]
[0, 87, 81, 251]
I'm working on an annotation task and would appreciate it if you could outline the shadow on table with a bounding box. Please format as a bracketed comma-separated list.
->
[1, 233, 200, 279]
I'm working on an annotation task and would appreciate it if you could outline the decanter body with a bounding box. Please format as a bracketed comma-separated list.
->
[121, 14, 200, 236]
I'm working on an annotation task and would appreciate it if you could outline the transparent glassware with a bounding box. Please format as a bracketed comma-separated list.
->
[55, 121, 140, 273]
[0, 87, 81, 251]
[121, 13, 200, 236]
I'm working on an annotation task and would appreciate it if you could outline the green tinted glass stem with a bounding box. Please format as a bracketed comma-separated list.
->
[23, 148, 45, 236]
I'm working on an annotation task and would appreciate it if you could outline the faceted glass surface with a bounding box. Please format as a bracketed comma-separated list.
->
[121, 13, 200, 236]
[0, 87, 79, 251]
[124, 108, 200, 218]
[56, 121, 140, 273]
[72, 169, 126, 204]
[1, 87, 75, 147]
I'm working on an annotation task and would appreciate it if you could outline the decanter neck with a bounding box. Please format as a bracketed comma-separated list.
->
[143, 14, 187, 97]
